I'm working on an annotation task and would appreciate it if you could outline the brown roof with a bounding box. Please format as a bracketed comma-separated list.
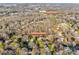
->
[31, 32, 47, 35]
[44, 11, 64, 14]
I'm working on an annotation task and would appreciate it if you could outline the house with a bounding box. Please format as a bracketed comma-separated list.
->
[44, 11, 64, 15]
[30, 32, 47, 36]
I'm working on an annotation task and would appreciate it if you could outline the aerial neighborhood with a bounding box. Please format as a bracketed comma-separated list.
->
[0, 3, 79, 55]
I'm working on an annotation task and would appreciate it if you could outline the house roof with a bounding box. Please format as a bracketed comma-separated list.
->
[44, 11, 64, 14]
[31, 32, 47, 35]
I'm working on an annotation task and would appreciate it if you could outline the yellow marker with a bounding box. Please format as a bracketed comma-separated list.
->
[10, 42, 17, 47]
[50, 44, 55, 52]
[0, 42, 4, 48]
[63, 38, 68, 44]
